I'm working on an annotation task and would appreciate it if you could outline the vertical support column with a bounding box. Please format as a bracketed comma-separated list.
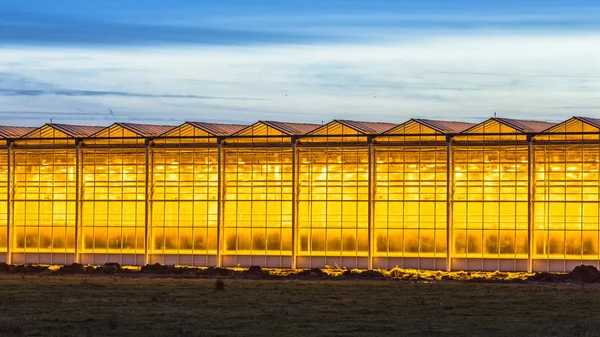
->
[74, 139, 81, 263]
[6, 140, 11, 264]
[216, 138, 223, 267]
[527, 135, 534, 273]
[144, 139, 150, 266]
[291, 137, 298, 269]
[367, 136, 374, 270]
[446, 135, 453, 271]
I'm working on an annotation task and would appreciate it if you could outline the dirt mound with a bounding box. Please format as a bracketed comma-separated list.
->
[101, 263, 122, 274]
[56, 263, 86, 274]
[200, 267, 235, 278]
[527, 265, 600, 283]
[569, 265, 600, 283]
[528, 272, 556, 282]
[141, 263, 172, 274]
[7, 265, 50, 274]
[527, 271, 568, 282]
[356, 270, 386, 279]
[238, 266, 271, 279]
[0, 263, 10, 273]
[292, 268, 327, 279]
[341, 269, 386, 280]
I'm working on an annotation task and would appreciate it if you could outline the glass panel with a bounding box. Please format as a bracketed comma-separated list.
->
[151, 146, 219, 255]
[298, 142, 369, 257]
[12, 146, 77, 253]
[373, 136, 447, 258]
[81, 128, 146, 254]
[452, 135, 529, 259]
[533, 126, 600, 260]
[223, 146, 293, 256]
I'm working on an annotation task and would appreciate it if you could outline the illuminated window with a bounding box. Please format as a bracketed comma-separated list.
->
[81, 123, 172, 255]
[0, 145, 8, 252]
[150, 122, 242, 256]
[372, 120, 463, 258]
[298, 120, 395, 257]
[223, 122, 316, 256]
[12, 124, 101, 254]
[533, 117, 600, 259]
[452, 119, 552, 260]
[0, 127, 35, 253]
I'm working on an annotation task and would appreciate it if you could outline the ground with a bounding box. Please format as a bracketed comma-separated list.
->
[0, 275, 598, 336]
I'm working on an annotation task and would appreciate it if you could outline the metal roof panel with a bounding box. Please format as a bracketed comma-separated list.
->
[262, 121, 321, 135]
[187, 122, 247, 136]
[493, 118, 556, 133]
[0, 126, 37, 139]
[413, 119, 476, 133]
[117, 123, 176, 138]
[336, 120, 398, 134]
[48, 124, 105, 138]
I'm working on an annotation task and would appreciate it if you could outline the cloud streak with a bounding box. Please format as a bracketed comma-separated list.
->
[0, 88, 264, 101]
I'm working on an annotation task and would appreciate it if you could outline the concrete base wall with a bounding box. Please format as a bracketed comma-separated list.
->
[296, 256, 368, 269]
[372, 257, 446, 270]
[12, 253, 75, 265]
[80, 254, 145, 266]
[221, 255, 292, 268]
[450, 258, 528, 272]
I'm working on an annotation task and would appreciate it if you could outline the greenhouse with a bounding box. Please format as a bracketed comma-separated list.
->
[10, 124, 104, 265]
[372, 119, 473, 270]
[2, 116, 600, 271]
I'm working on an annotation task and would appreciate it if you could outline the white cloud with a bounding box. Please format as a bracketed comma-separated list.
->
[1, 33, 599, 126]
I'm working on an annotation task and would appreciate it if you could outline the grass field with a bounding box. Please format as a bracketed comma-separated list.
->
[0, 275, 597, 337]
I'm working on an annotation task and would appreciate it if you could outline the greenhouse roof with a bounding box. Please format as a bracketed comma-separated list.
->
[115, 123, 176, 138]
[187, 122, 247, 136]
[493, 118, 556, 133]
[4, 117, 600, 139]
[0, 126, 37, 139]
[414, 119, 475, 133]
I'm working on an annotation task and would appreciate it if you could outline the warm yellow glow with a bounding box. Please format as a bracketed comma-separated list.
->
[4, 117, 600, 268]
[217, 122, 296, 257]
[0, 148, 8, 252]
[80, 125, 146, 254]
[12, 147, 77, 253]
[298, 143, 369, 257]
[151, 148, 218, 255]
[81, 148, 145, 254]
[533, 121, 600, 259]
[452, 122, 529, 259]
[374, 143, 447, 258]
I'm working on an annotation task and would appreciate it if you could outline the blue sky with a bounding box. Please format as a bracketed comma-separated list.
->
[1, 0, 600, 126]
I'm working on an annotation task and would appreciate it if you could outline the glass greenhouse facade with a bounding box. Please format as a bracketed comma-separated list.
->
[2, 117, 600, 271]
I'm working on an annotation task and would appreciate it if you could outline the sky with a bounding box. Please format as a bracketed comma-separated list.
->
[1, 0, 600, 127]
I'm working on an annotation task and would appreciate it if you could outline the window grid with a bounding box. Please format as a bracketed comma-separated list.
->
[297, 141, 369, 257]
[534, 136, 600, 259]
[452, 138, 529, 259]
[0, 148, 8, 251]
[373, 141, 447, 258]
[223, 146, 293, 256]
[12, 145, 77, 253]
[151, 147, 219, 255]
[81, 147, 145, 254]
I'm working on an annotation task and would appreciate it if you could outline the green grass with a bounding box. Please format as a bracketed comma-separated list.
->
[0, 275, 597, 336]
